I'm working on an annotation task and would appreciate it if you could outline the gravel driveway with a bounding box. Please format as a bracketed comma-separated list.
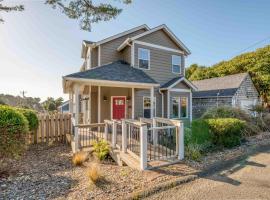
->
[146, 148, 270, 200]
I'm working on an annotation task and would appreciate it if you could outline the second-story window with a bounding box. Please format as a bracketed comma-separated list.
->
[172, 55, 182, 74]
[138, 48, 150, 69]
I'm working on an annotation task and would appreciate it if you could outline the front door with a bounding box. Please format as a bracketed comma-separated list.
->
[112, 97, 126, 120]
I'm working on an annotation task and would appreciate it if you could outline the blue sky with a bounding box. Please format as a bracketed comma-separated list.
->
[0, 0, 270, 101]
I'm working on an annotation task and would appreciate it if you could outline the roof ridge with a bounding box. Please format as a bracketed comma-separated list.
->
[192, 72, 248, 82]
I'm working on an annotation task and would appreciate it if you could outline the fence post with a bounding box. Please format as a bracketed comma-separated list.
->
[152, 118, 158, 146]
[105, 122, 108, 141]
[112, 120, 117, 148]
[140, 124, 147, 170]
[122, 120, 127, 153]
[178, 121, 184, 160]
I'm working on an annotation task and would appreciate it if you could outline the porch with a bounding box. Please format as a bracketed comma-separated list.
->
[73, 117, 184, 170]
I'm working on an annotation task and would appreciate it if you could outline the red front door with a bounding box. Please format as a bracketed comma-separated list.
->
[112, 97, 126, 120]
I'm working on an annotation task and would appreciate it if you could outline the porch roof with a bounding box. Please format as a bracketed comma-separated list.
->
[160, 76, 198, 91]
[63, 61, 159, 92]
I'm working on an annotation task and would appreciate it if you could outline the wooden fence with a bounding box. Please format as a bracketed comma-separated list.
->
[28, 113, 72, 144]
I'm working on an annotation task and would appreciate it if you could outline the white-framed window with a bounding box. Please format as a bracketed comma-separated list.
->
[172, 55, 181, 74]
[138, 48, 150, 69]
[171, 97, 188, 118]
[143, 96, 156, 118]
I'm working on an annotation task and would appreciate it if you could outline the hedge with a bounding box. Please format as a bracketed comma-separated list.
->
[206, 118, 246, 148]
[16, 108, 39, 132]
[0, 105, 29, 158]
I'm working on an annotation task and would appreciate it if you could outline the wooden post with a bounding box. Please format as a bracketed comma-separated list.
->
[122, 120, 127, 153]
[105, 122, 108, 141]
[112, 120, 116, 148]
[150, 87, 154, 119]
[178, 121, 184, 160]
[74, 84, 80, 152]
[152, 118, 158, 146]
[132, 87, 135, 119]
[140, 124, 147, 170]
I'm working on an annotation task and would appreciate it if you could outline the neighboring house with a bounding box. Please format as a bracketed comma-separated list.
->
[58, 100, 70, 113]
[62, 24, 197, 124]
[192, 73, 260, 118]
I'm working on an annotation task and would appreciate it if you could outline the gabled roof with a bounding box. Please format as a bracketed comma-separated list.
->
[192, 73, 249, 91]
[160, 76, 198, 91]
[193, 88, 238, 98]
[64, 60, 158, 85]
[117, 24, 191, 55]
[81, 24, 150, 58]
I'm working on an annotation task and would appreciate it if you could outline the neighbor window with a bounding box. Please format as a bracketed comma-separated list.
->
[172, 97, 180, 118]
[180, 97, 188, 118]
[143, 96, 156, 118]
[138, 48, 150, 69]
[172, 55, 181, 74]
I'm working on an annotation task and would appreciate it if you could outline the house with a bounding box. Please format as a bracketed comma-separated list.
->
[192, 73, 260, 118]
[58, 100, 70, 113]
[62, 24, 197, 124]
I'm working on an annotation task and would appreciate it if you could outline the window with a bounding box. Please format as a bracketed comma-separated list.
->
[143, 96, 156, 118]
[172, 97, 179, 118]
[172, 55, 181, 74]
[180, 97, 188, 118]
[138, 48, 150, 69]
[171, 97, 188, 118]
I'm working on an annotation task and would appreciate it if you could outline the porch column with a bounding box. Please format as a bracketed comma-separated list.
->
[98, 86, 101, 123]
[150, 86, 154, 119]
[69, 91, 73, 115]
[167, 90, 170, 118]
[74, 84, 80, 152]
[82, 95, 86, 124]
[190, 91, 192, 122]
[88, 85, 91, 123]
[132, 87, 135, 119]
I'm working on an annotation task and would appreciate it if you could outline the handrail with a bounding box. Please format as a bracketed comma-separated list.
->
[75, 123, 105, 128]
[148, 125, 176, 130]
[124, 119, 147, 127]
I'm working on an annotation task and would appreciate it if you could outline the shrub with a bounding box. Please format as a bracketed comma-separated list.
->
[0, 105, 29, 158]
[87, 163, 101, 183]
[16, 108, 39, 132]
[185, 143, 202, 161]
[202, 106, 252, 122]
[92, 140, 110, 161]
[206, 118, 246, 148]
[72, 151, 88, 166]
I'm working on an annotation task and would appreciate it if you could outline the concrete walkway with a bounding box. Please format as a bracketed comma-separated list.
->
[146, 148, 270, 200]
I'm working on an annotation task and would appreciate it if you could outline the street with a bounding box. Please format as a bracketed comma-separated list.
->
[146, 149, 270, 200]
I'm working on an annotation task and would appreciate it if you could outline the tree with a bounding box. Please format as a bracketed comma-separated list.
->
[0, 0, 131, 31]
[42, 97, 64, 112]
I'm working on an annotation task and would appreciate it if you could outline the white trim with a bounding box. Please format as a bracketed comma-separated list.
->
[98, 45, 101, 66]
[161, 92, 164, 118]
[190, 92, 192, 122]
[63, 77, 159, 93]
[160, 77, 197, 91]
[111, 96, 127, 120]
[171, 55, 181, 74]
[132, 88, 135, 119]
[89, 47, 92, 69]
[131, 42, 135, 66]
[171, 96, 189, 119]
[143, 96, 156, 118]
[98, 86, 101, 123]
[138, 48, 150, 70]
[169, 88, 191, 93]
[172, 97, 180, 119]
[167, 91, 170, 118]
[133, 40, 184, 54]
[128, 25, 191, 55]
[88, 85, 91, 123]
[180, 97, 189, 119]
[94, 25, 149, 46]
[150, 87, 154, 119]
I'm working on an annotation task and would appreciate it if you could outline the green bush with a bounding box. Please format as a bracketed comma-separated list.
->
[206, 118, 246, 148]
[201, 106, 252, 122]
[92, 140, 110, 161]
[0, 105, 29, 158]
[185, 143, 202, 161]
[16, 108, 39, 131]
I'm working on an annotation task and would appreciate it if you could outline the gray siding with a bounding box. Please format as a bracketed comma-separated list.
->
[134, 43, 185, 85]
[172, 82, 190, 90]
[100, 29, 146, 66]
[121, 45, 131, 64]
[137, 29, 181, 50]
[91, 47, 98, 68]
[234, 75, 259, 107]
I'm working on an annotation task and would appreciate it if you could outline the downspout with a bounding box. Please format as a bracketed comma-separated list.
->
[159, 89, 164, 118]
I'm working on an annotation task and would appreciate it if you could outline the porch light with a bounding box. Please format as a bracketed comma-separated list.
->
[127, 96, 131, 102]
[103, 96, 108, 101]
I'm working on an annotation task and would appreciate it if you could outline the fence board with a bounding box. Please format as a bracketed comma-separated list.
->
[28, 113, 71, 145]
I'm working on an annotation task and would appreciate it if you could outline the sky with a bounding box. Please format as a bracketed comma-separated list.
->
[0, 0, 270, 101]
